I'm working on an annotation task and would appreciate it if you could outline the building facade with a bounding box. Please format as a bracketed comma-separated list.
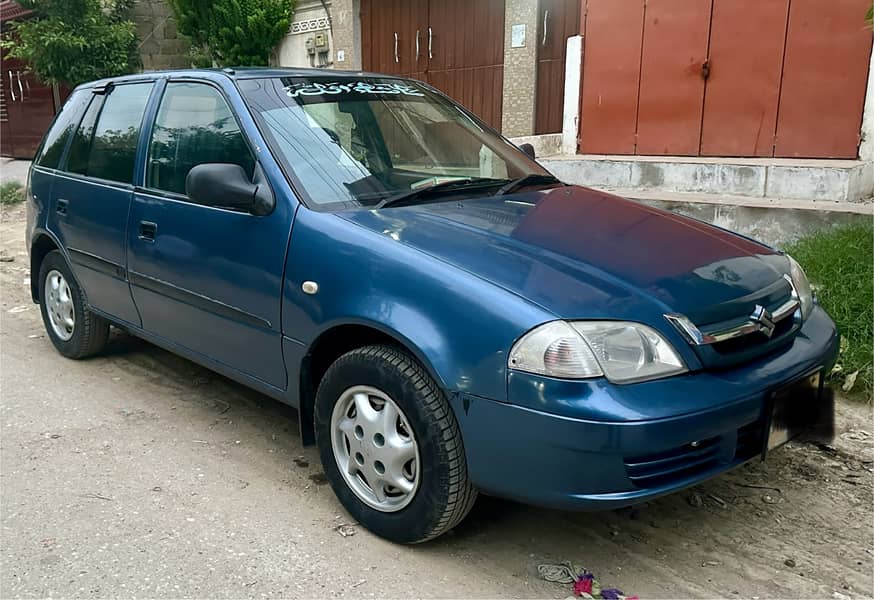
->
[310, 0, 873, 159]
[0, 0, 190, 158]
[4, 0, 873, 207]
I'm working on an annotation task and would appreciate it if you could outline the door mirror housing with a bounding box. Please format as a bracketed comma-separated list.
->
[518, 142, 536, 160]
[185, 163, 275, 216]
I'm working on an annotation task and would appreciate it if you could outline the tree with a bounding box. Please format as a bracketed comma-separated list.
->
[167, 0, 295, 67]
[1, 0, 139, 87]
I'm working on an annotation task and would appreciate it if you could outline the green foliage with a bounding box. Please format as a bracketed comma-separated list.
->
[1, 0, 139, 87]
[167, 0, 295, 66]
[786, 223, 874, 399]
[0, 181, 25, 206]
[867, 4, 873, 26]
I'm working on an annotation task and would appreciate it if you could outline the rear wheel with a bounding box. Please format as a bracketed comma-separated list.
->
[38, 250, 109, 358]
[315, 345, 477, 543]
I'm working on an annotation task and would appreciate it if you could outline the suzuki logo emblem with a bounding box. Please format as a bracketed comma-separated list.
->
[751, 304, 776, 338]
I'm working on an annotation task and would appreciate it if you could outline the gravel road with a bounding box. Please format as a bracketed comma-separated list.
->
[1, 202, 872, 599]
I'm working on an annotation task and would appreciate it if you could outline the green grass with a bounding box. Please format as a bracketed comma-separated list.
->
[786, 223, 873, 399]
[0, 181, 25, 206]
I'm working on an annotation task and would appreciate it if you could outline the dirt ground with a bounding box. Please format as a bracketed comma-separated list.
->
[1, 202, 872, 599]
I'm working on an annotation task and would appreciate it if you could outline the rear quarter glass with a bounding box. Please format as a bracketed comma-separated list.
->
[34, 89, 91, 170]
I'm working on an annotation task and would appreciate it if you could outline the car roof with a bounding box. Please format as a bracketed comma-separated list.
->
[79, 67, 405, 89]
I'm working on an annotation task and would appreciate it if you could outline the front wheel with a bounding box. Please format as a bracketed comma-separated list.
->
[314, 345, 477, 543]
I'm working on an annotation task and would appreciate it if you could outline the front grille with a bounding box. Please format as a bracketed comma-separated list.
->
[667, 277, 803, 369]
[711, 315, 796, 356]
[624, 436, 721, 488]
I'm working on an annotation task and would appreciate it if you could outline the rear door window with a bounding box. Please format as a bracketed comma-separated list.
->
[146, 82, 255, 196]
[66, 82, 154, 184]
[65, 97, 103, 176]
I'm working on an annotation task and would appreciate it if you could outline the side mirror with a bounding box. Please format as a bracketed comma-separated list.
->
[185, 163, 275, 216]
[518, 142, 536, 160]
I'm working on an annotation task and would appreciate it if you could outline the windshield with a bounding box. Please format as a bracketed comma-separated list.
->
[238, 77, 551, 211]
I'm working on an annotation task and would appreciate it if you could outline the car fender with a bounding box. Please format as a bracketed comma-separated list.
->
[282, 207, 553, 403]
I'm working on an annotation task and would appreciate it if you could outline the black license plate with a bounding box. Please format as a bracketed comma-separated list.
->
[765, 370, 825, 456]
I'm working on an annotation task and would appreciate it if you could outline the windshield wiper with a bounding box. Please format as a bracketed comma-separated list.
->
[373, 177, 504, 210]
[495, 173, 563, 196]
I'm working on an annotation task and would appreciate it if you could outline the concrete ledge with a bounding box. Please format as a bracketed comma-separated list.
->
[541, 155, 874, 203]
[607, 189, 874, 215]
[637, 196, 871, 247]
[509, 134, 562, 159]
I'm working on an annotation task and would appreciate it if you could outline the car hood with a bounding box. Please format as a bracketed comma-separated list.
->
[338, 186, 789, 325]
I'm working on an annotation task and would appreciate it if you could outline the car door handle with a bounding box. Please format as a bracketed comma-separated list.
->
[138, 221, 157, 242]
[56, 198, 68, 216]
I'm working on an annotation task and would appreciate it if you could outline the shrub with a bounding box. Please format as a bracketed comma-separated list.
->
[167, 0, 296, 66]
[1, 0, 139, 87]
[0, 181, 25, 206]
[786, 223, 874, 398]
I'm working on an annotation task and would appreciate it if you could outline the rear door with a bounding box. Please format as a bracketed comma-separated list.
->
[126, 80, 291, 389]
[47, 81, 154, 325]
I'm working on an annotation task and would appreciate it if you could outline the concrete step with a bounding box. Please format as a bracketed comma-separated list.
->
[605, 189, 873, 215]
[539, 154, 874, 204]
[630, 192, 871, 248]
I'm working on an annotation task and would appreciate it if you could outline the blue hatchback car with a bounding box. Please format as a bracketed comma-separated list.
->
[26, 68, 838, 543]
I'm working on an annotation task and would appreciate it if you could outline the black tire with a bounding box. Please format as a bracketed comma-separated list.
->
[38, 250, 109, 359]
[314, 344, 477, 543]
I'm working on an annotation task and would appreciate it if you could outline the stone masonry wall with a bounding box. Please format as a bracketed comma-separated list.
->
[501, 0, 538, 137]
[131, 0, 191, 71]
[330, 0, 362, 70]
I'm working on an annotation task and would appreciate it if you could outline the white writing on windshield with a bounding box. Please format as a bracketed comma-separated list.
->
[284, 81, 425, 98]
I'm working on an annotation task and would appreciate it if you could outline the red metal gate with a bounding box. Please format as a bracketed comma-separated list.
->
[635, 0, 711, 155]
[775, 0, 873, 158]
[1, 51, 61, 159]
[578, 0, 645, 154]
[700, 0, 790, 157]
[361, 0, 505, 131]
[360, 0, 427, 79]
[579, 0, 873, 159]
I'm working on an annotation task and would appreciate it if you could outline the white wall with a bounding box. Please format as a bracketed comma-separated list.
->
[275, 1, 335, 69]
[561, 35, 582, 155]
[859, 43, 874, 163]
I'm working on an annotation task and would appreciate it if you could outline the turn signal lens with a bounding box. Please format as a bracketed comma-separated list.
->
[508, 321, 602, 379]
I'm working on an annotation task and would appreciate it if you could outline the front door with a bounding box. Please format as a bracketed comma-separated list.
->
[127, 80, 290, 389]
[48, 81, 154, 325]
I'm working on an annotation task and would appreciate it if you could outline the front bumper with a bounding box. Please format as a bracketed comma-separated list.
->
[451, 306, 839, 511]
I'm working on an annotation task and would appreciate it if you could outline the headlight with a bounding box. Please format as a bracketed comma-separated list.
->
[509, 321, 687, 384]
[786, 255, 814, 320]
